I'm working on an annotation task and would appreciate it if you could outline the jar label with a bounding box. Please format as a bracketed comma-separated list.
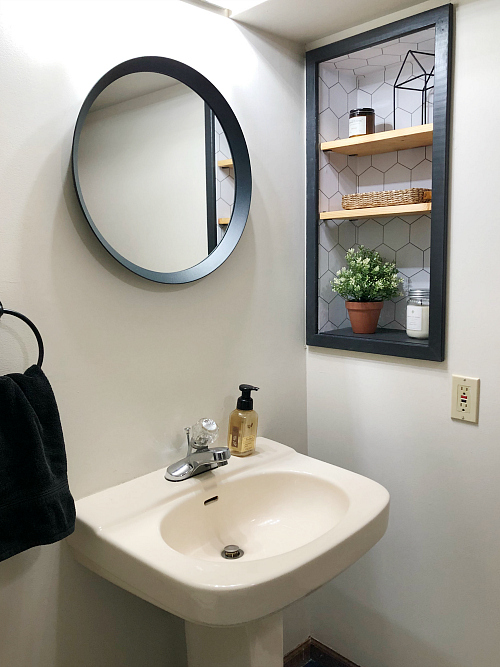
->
[349, 116, 366, 137]
[407, 307, 423, 331]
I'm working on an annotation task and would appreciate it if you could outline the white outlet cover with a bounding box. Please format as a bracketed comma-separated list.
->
[451, 375, 480, 424]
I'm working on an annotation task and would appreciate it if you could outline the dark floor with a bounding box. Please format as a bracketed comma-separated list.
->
[304, 662, 323, 667]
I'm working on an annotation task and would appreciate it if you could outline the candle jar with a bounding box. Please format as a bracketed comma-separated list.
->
[348, 108, 375, 138]
[406, 289, 430, 339]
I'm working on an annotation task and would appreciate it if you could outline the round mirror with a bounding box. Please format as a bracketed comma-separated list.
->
[72, 57, 251, 283]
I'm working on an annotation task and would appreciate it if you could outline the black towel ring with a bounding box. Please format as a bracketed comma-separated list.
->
[0, 301, 44, 368]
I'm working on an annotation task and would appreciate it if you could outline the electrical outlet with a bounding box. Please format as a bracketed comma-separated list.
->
[451, 375, 480, 423]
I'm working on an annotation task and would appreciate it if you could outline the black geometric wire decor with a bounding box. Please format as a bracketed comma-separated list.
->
[393, 50, 434, 129]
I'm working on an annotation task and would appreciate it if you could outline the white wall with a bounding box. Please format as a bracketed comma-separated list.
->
[0, 1, 307, 664]
[307, 1, 500, 666]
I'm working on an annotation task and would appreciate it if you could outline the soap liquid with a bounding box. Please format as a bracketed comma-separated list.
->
[227, 409, 258, 457]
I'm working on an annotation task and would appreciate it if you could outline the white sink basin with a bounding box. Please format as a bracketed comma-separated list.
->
[161, 469, 349, 562]
[68, 438, 389, 630]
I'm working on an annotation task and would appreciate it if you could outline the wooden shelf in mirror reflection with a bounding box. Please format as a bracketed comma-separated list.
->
[320, 202, 432, 220]
[320, 124, 433, 157]
[218, 218, 230, 226]
[217, 159, 233, 168]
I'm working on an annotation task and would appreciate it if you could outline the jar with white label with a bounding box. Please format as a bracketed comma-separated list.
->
[348, 108, 375, 138]
[406, 289, 429, 339]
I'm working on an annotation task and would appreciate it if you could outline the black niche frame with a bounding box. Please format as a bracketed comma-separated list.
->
[72, 56, 252, 284]
[306, 5, 452, 361]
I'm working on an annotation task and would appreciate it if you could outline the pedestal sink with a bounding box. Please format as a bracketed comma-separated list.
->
[67, 438, 389, 667]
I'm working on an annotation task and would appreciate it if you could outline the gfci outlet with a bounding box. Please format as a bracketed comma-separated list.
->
[451, 375, 480, 423]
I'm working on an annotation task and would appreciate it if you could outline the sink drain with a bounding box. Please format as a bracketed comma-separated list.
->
[221, 544, 244, 559]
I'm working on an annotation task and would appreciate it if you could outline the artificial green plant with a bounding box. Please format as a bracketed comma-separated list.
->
[331, 245, 403, 302]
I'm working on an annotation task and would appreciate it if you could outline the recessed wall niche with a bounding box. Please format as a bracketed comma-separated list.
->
[306, 6, 452, 361]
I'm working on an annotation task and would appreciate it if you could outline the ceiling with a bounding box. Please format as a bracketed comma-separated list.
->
[231, 0, 425, 45]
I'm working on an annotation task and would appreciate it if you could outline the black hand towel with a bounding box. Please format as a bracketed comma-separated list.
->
[0, 365, 75, 562]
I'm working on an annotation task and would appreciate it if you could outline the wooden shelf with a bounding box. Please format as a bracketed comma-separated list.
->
[218, 218, 230, 226]
[320, 124, 433, 157]
[218, 159, 233, 168]
[320, 202, 432, 220]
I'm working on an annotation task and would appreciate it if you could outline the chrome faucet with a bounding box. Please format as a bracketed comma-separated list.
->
[164, 419, 230, 482]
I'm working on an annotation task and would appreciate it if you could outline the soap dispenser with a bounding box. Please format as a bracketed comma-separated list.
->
[227, 385, 259, 457]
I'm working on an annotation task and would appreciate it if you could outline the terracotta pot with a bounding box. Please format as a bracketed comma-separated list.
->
[345, 301, 384, 334]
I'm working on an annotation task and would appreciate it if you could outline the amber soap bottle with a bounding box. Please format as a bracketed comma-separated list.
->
[227, 384, 259, 457]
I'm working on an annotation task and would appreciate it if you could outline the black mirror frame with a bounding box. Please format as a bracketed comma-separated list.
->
[72, 57, 252, 284]
[306, 5, 452, 361]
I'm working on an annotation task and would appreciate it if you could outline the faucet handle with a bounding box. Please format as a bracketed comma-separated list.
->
[190, 418, 219, 449]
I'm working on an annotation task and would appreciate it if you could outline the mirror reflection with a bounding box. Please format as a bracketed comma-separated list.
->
[77, 72, 234, 274]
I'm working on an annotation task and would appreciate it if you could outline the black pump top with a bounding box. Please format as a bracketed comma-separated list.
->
[237, 384, 259, 410]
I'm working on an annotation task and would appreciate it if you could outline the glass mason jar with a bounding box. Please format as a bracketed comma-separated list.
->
[406, 289, 430, 339]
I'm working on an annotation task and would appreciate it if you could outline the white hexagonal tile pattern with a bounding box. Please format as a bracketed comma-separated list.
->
[319, 164, 339, 198]
[410, 269, 430, 290]
[379, 300, 395, 327]
[330, 83, 348, 117]
[219, 132, 230, 157]
[384, 163, 411, 191]
[358, 220, 383, 247]
[372, 151, 398, 172]
[319, 63, 338, 87]
[384, 218, 410, 250]
[338, 71, 357, 93]
[319, 191, 329, 212]
[329, 152, 348, 172]
[354, 46, 383, 60]
[336, 58, 367, 69]
[368, 54, 402, 67]
[220, 177, 234, 205]
[319, 222, 339, 251]
[348, 155, 371, 176]
[396, 244, 424, 277]
[319, 108, 339, 141]
[357, 69, 384, 95]
[328, 246, 346, 275]
[356, 89, 372, 109]
[354, 65, 381, 77]
[410, 215, 431, 250]
[318, 298, 329, 330]
[338, 221, 356, 250]
[318, 28, 435, 332]
[383, 42, 417, 56]
[329, 296, 348, 327]
[359, 166, 383, 193]
[319, 79, 329, 112]
[411, 160, 432, 189]
[418, 38, 435, 52]
[328, 192, 343, 211]
[217, 199, 231, 219]
[424, 247, 430, 270]
[394, 108, 412, 131]
[394, 297, 407, 328]
[375, 243, 395, 262]
[339, 112, 349, 140]
[398, 146, 426, 169]
[319, 271, 335, 303]
[338, 166, 356, 194]
[318, 245, 328, 277]
[372, 83, 394, 118]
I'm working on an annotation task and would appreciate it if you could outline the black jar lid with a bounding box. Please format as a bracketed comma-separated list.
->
[349, 108, 375, 115]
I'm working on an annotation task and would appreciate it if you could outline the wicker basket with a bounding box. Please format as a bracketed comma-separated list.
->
[342, 188, 432, 210]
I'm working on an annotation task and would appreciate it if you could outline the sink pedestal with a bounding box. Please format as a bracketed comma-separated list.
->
[185, 612, 283, 667]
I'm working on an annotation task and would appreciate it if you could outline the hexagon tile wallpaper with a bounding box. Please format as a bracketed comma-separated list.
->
[215, 116, 234, 243]
[318, 27, 434, 332]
